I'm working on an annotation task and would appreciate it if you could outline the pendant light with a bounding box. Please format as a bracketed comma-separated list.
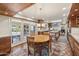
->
[37, 6, 45, 29]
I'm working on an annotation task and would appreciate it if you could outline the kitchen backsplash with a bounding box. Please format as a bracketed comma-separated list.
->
[71, 27, 79, 34]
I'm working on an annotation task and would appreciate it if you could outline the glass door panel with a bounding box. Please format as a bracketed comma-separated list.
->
[23, 24, 29, 39]
[11, 21, 21, 43]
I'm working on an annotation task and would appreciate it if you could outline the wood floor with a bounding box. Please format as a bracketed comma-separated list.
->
[8, 35, 73, 56]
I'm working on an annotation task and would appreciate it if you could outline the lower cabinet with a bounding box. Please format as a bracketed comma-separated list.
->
[69, 35, 79, 56]
[74, 41, 79, 56]
[0, 36, 11, 55]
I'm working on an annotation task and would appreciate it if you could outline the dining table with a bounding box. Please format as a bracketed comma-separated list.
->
[32, 35, 49, 43]
[27, 34, 51, 56]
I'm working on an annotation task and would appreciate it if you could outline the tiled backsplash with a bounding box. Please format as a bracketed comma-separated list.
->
[71, 27, 79, 34]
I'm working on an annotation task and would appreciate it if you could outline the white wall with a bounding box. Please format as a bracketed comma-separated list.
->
[0, 15, 10, 37]
[0, 15, 36, 38]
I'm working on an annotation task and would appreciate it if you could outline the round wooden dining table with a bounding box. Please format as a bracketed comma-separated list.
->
[33, 35, 49, 43]
[27, 34, 51, 56]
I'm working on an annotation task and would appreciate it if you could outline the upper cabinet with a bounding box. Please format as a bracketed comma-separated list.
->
[68, 3, 79, 27]
[76, 16, 79, 27]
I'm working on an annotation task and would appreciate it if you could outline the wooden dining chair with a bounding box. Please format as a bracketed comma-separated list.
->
[27, 36, 36, 56]
[27, 36, 43, 56]
[48, 34, 52, 54]
[27, 36, 51, 56]
[43, 32, 50, 35]
[38, 31, 43, 35]
[55, 31, 60, 41]
[50, 32, 56, 42]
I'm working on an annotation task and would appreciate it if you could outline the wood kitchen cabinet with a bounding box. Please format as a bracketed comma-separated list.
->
[68, 35, 79, 56]
[74, 41, 79, 56]
[68, 3, 79, 27]
[69, 17, 76, 27]
[69, 15, 79, 27]
[0, 36, 11, 55]
[76, 16, 79, 27]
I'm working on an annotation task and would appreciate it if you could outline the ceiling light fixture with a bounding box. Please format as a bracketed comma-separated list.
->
[18, 12, 22, 14]
[37, 7, 45, 29]
[5, 12, 8, 15]
[32, 17, 35, 18]
[63, 14, 66, 16]
[62, 7, 66, 10]
[71, 14, 74, 16]
[75, 9, 78, 11]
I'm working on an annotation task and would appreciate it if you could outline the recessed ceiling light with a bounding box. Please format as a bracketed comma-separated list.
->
[72, 14, 74, 16]
[75, 9, 78, 11]
[18, 12, 22, 14]
[32, 17, 35, 18]
[5, 12, 8, 15]
[62, 7, 66, 10]
[63, 14, 66, 16]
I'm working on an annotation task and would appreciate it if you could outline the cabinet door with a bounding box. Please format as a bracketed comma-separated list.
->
[74, 41, 79, 56]
[68, 36, 74, 49]
[0, 36, 11, 54]
[69, 35, 79, 56]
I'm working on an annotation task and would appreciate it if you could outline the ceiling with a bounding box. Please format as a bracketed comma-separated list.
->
[14, 3, 72, 22]
[0, 3, 33, 16]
